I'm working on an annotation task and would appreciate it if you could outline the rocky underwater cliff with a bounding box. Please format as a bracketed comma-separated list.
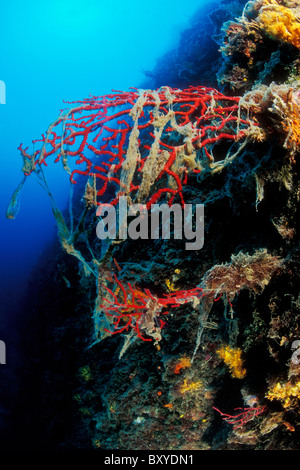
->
[4, 0, 300, 450]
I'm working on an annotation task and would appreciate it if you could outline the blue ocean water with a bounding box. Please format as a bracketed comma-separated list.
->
[0, 0, 206, 335]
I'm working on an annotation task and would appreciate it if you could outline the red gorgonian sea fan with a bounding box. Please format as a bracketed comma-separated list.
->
[213, 405, 267, 429]
[100, 274, 203, 343]
[17, 86, 255, 209]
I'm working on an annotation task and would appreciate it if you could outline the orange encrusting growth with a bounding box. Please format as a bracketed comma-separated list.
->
[216, 345, 247, 379]
[257, 0, 300, 49]
[173, 356, 192, 374]
[281, 101, 300, 152]
[180, 379, 202, 394]
[266, 379, 300, 410]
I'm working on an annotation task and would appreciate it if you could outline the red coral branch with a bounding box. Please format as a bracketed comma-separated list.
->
[101, 275, 203, 341]
[213, 405, 267, 429]
[19, 86, 255, 207]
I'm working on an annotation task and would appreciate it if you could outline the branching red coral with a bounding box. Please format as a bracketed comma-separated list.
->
[213, 405, 267, 429]
[18, 86, 254, 208]
[100, 274, 203, 341]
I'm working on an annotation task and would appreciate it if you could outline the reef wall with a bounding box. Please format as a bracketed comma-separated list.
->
[5, 0, 300, 450]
